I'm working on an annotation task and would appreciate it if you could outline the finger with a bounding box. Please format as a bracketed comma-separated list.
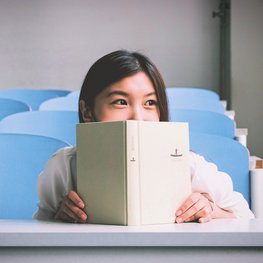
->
[63, 197, 87, 222]
[184, 215, 196, 223]
[55, 196, 87, 223]
[57, 201, 86, 223]
[198, 214, 212, 224]
[55, 203, 75, 222]
[55, 199, 78, 222]
[59, 210, 77, 223]
[182, 200, 213, 223]
[176, 201, 205, 223]
[63, 203, 87, 223]
[68, 191, 85, 208]
[176, 193, 202, 217]
[195, 204, 211, 219]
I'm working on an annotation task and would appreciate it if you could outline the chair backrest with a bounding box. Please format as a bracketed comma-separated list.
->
[0, 133, 69, 219]
[38, 89, 72, 97]
[0, 89, 63, 110]
[190, 132, 250, 204]
[166, 87, 220, 100]
[0, 98, 31, 120]
[39, 96, 78, 111]
[67, 90, 80, 97]
[169, 109, 235, 138]
[166, 87, 224, 113]
[0, 111, 79, 145]
[168, 98, 225, 114]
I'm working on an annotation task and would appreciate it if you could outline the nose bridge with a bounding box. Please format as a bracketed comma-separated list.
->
[129, 104, 144, 121]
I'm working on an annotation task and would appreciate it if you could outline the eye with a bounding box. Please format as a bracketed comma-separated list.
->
[112, 99, 127, 105]
[145, 100, 158, 106]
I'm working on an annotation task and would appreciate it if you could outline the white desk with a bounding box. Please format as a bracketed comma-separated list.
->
[1, 219, 263, 263]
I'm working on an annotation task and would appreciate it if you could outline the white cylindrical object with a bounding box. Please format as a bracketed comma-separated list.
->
[251, 169, 263, 218]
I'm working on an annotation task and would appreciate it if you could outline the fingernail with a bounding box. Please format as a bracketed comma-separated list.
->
[199, 218, 205, 223]
[176, 210, 182, 216]
[176, 217, 183, 223]
[78, 202, 85, 208]
[81, 214, 87, 221]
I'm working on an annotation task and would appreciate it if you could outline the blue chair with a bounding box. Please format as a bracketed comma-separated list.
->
[0, 98, 31, 120]
[190, 132, 250, 204]
[67, 90, 80, 97]
[0, 89, 63, 110]
[166, 87, 220, 101]
[39, 89, 72, 97]
[0, 111, 79, 145]
[169, 109, 235, 138]
[166, 87, 224, 113]
[39, 96, 78, 111]
[0, 133, 69, 219]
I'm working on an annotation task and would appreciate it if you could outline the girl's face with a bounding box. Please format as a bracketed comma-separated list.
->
[90, 72, 160, 122]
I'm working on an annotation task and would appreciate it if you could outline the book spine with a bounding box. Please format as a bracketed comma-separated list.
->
[126, 121, 141, 225]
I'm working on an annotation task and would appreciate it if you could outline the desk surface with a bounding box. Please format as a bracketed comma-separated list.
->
[1, 219, 263, 247]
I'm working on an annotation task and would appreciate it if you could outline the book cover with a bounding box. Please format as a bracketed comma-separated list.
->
[77, 120, 191, 225]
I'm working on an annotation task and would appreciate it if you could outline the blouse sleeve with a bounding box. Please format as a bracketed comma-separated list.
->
[33, 147, 76, 221]
[190, 152, 254, 219]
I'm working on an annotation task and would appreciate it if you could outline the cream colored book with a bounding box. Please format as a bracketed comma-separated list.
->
[77, 121, 191, 225]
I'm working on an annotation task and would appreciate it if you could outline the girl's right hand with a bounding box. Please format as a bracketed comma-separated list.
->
[55, 191, 87, 223]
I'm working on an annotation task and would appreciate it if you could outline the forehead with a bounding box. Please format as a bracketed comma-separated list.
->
[105, 72, 155, 94]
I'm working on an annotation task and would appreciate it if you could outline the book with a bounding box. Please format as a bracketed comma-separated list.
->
[77, 120, 191, 225]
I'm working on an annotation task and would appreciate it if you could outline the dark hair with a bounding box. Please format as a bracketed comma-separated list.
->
[79, 50, 168, 122]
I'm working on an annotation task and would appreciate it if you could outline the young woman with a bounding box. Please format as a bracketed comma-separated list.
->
[33, 50, 254, 223]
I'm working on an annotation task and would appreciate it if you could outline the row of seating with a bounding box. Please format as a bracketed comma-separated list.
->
[0, 87, 238, 143]
[0, 89, 75, 219]
[0, 131, 250, 219]
[0, 87, 251, 219]
[0, 87, 225, 112]
[0, 109, 236, 145]
[0, 111, 79, 145]
[0, 98, 31, 120]
[39, 88, 225, 113]
[0, 89, 71, 110]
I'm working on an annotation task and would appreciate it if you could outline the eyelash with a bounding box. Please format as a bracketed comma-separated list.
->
[145, 100, 158, 106]
[112, 99, 127, 105]
[111, 99, 158, 107]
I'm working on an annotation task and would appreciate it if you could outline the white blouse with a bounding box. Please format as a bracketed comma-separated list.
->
[33, 146, 254, 220]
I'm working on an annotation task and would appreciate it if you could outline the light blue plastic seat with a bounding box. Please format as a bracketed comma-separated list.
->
[0, 133, 69, 219]
[0, 98, 31, 120]
[190, 132, 250, 204]
[0, 111, 79, 145]
[168, 99, 225, 114]
[39, 96, 78, 111]
[169, 109, 235, 138]
[67, 90, 80, 97]
[166, 87, 224, 113]
[0, 89, 64, 110]
[166, 87, 220, 101]
[38, 89, 72, 97]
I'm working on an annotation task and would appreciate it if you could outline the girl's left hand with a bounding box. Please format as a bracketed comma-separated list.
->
[175, 192, 214, 224]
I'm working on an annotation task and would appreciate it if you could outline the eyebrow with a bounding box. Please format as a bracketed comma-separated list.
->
[106, 91, 128, 98]
[106, 90, 157, 98]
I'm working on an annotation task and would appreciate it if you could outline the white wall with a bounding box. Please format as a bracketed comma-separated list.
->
[0, 0, 219, 91]
[231, 0, 263, 157]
